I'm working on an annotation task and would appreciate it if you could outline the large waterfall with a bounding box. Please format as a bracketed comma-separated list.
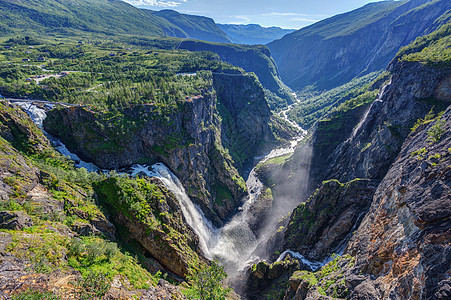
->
[128, 163, 260, 275]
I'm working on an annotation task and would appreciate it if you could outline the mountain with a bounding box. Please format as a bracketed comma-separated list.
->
[0, 0, 230, 43]
[218, 24, 295, 45]
[244, 21, 451, 299]
[0, 0, 175, 36]
[268, 0, 451, 91]
[148, 9, 231, 43]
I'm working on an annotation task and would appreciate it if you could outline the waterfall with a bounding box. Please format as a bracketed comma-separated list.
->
[128, 163, 260, 274]
[14, 101, 49, 128]
[350, 80, 391, 140]
[128, 163, 216, 257]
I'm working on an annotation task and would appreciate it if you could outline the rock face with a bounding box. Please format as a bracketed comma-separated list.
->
[269, 107, 450, 300]
[281, 179, 379, 262]
[268, 0, 450, 91]
[243, 258, 301, 300]
[312, 59, 451, 186]
[0, 211, 33, 230]
[94, 176, 206, 278]
[344, 107, 451, 299]
[250, 21, 451, 297]
[44, 71, 290, 226]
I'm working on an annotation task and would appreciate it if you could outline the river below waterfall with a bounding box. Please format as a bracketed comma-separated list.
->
[15, 100, 310, 277]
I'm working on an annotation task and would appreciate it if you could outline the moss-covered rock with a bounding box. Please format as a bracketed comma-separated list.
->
[94, 176, 206, 278]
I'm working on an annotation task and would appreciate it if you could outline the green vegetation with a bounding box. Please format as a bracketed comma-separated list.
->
[411, 108, 436, 132]
[76, 270, 111, 300]
[427, 118, 446, 143]
[289, 254, 354, 299]
[410, 147, 427, 160]
[256, 154, 292, 171]
[11, 290, 59, 300]
[0, 38, 236, 110]
[398, 22, 451, 66]
[184, 260, 231, 300]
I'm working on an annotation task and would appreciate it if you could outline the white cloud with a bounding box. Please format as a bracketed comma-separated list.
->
[290, 17, 320, 22]
[122, 0, 186, 7]
[262, 12, 308, 17]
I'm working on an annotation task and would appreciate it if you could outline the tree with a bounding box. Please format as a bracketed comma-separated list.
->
[184, 260, 231, 300]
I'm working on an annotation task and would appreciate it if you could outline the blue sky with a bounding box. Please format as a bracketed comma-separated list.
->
[123, 0, 386, 29]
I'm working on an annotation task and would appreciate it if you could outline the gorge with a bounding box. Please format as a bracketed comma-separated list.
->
[0, 0, 450, 299]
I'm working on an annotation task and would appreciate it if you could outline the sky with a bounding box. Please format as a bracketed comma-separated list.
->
[122, 0, 386, 29]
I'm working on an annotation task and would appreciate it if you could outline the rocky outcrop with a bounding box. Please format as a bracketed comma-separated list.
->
[0, 211, 33, 230]
[94, 176, 206, 278]
[280, 179, 379, 262]
[343, 107, 451, 299]
[243, 257, 301, 300]
[284, 105, 450, 300]
[44, 71, 290, 226]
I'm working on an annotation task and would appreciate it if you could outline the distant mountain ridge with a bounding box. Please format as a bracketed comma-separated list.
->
[0, 0, 292, 45]
[218, 24, 295, 45]
[268, 0, 451, 91]
[0, 0, 233, 43]
[147, 9, 232, 43]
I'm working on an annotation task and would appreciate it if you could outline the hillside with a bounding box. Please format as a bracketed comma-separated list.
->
[268, 0, 451, 91]
[218, 24, 295, 45]
[0, 0, 175, 36]
[0, 0, 230, 43]
[148, 10, 231, 43]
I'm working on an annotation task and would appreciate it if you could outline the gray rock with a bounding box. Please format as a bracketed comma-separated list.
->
[0, 211, 33, 230]
[71, 221, 98, 236]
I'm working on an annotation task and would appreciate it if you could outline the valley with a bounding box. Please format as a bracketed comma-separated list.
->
[0, 0, 450, 299]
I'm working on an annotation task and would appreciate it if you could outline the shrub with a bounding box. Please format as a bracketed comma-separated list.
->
[427, 119, 445, 143]
[76, 271, 111, 300]
[184, 260, 231, 300]
[11, 290, 58, 300]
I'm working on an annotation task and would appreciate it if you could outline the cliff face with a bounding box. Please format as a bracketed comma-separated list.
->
[282, 179, 379, 262]
[312, 59, 451, 185]
[343, 105, 451, 299]
[268, 0, 450, 91]
[178, 41, 294, 106]
[249, 25, 451, 296]
[261, 80, 450, 300]
[44, 71, 290, 226]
